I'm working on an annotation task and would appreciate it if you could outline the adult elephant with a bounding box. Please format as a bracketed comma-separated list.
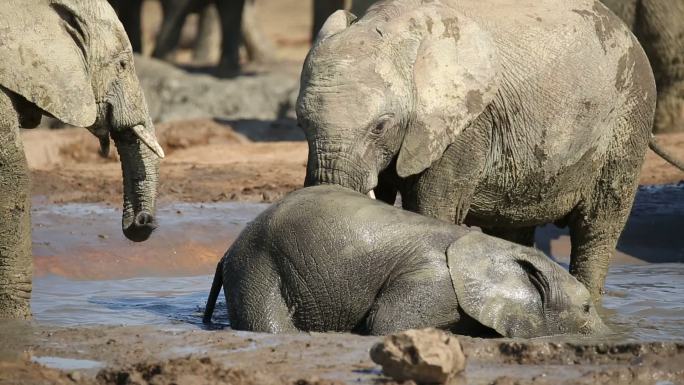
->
[0, 0, 164, 319]
[600, 0, 684, 133]
[297, 0, 684, 301]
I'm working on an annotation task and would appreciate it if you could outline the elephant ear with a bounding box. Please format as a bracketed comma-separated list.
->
[446, 232, 553, 338]
[314, 10, 357, 45]
[396, 10, 498, 178]
[0, 1, 96, 127]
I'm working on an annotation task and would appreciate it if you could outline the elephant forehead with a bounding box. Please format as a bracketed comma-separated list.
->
[299, 80, 387, 127]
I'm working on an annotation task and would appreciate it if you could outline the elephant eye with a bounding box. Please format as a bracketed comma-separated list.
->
[583, 303, 591, 313]
[119, 59, 127, 70]
[371, 115, 394, 135]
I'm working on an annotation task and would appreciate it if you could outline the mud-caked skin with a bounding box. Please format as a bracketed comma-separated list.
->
[203, 186, 608, 337]
[0, 0, 164, 319]
[601, 0, 684, 133]
[296, 0, 682, 301]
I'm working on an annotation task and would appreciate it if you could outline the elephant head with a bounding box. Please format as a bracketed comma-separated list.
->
[0, 0, 164, 242]
[297, 1, 498, 194]
[447, 232, 609, 338]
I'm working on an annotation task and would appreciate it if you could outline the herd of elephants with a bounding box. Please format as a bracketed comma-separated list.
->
[1, 0, 684, 338]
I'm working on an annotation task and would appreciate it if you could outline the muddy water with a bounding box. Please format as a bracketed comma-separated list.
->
[29, 184, 684, 341]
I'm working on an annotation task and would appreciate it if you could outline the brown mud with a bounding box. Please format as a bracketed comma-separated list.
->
[1, 323, 683, 385]
[23, 124, 684, 207]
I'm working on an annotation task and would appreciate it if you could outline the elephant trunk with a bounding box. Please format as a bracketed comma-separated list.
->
[304, 142, 377, 194]
[112, 124, 160, 242]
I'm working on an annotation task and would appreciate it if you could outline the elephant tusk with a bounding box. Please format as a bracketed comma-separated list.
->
[367, 190, 376, 200]
[131, 124, 165, 159]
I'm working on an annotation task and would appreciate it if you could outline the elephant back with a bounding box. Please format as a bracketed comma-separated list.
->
[0, 0, 96, 127]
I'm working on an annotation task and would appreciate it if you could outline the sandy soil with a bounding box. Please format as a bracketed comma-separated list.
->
[24, 124, 684, 206]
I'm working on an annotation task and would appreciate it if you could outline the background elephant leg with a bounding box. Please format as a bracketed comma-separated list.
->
[481, 226, 536, 247]
[153, 0, 196, 60]
[635, 0, 684, 133]
[241, 0, 276, 64]
[364, 272, 460, 335]
[193, 4, 222, 63]
[214, 0, 246, 77]
[0, 93, 32, 319]
[115, 0, 144, 53]
[312, 0, 346, 39]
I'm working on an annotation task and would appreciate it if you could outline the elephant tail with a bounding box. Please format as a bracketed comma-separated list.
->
[202, 258, 224, 324]
[649, 135, 684, 172]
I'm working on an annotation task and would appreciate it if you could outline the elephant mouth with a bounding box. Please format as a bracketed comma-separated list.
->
[123, 211, 158, 242]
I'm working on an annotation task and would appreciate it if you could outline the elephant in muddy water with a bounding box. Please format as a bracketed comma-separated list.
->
[297, 0, 684, 301]
[0, 0, 164, 319]
[203, 186, 609, 337]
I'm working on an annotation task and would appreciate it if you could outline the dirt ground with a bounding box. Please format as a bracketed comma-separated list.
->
[24, 123, 684, 206]
[1, 323, 683, 385]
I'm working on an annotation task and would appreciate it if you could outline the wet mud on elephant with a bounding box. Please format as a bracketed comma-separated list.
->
[203, 186, 608, 338]
[0, 0, 164, 319]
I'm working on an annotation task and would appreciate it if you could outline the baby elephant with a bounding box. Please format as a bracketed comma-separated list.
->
[204, 186, 608, 338]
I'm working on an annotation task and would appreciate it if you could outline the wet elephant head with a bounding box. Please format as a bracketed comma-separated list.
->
[297, 3, 497, 193]
[0, 0, 164, 242]
[447, 232, 609, 338]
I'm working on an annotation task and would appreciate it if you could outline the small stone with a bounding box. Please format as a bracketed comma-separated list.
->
[370, 328, 466, 384]
[68, 371, 82, 382]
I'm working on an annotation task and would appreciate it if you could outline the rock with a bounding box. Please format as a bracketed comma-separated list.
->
[133, 55, 299, 125]
[370, 328, 466, 384]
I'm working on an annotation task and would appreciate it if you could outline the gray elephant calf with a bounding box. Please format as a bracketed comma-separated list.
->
[203, 186, 608, 338]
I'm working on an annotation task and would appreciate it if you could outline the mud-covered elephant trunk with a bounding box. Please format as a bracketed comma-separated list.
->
[304, 141, 378, 194]
[112, 123, 160, 242]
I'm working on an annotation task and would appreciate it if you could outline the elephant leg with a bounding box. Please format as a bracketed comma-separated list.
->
[153, 0, 196, 60]
[226, 265, 296, 333]
[193, 4, 222, 63]
[215, 0, 246, 77]
[241, 0, 276, 64]
[411, 127, 489, 224]
[364, 271, 459, 335]
[481, 226, 536, 247]
[568, 121, 650, 301]
[116, 0, 144, 53]
[0, 92, 32, 319]
[634, 0, 684, 133]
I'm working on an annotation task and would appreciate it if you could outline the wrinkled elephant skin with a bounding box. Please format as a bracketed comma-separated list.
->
[297, 0, 660, 300]
[0, 0, 163, 319]
[203, 186, 608, 338]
